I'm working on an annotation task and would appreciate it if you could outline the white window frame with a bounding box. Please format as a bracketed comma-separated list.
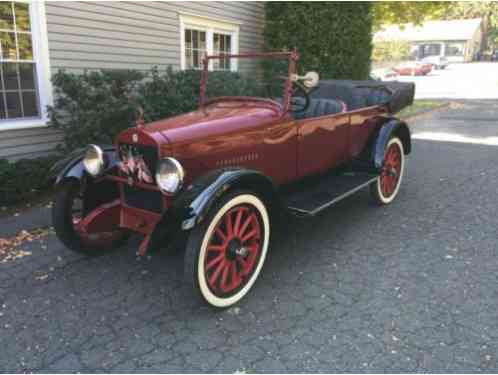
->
[0, 0, 52, 131]
[179, 13, 240, 72]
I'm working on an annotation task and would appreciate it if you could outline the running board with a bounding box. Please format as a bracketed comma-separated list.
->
[282, 172, 378, 217]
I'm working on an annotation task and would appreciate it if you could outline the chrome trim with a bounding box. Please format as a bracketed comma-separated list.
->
[155, 157, 185, 195]
[83, 144, 105, 177]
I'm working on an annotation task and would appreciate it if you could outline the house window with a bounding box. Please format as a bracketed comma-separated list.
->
[180, 14, 239, 71]
[0, 1, 52, 130]
[184, 29, 206, 69]
[0, 1, 38, 120]
[420, 43, 442, 58]
[445, 42, 464, 56]
[212, 33, 231, 71]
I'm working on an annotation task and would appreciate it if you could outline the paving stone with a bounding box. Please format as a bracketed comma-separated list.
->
[1, 101, 498, 372]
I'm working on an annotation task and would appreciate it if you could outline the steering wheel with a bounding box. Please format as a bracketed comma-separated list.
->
[289, 81, 311, 113]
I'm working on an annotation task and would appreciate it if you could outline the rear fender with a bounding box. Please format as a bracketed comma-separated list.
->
[372, 118, 411, 169]
[148, 168, 279, 248]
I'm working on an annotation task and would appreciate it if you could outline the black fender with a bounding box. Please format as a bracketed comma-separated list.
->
[48, 145, 117, 186]
[372, 118, 411, 169]
[148, 168, 279, 249]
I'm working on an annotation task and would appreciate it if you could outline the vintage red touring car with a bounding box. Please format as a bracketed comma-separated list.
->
[50, 51, 414, 307]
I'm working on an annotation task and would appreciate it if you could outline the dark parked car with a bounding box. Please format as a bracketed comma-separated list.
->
[50, 51, 414, 307]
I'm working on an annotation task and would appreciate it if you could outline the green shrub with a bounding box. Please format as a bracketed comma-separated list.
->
[137, 67, 200, 123]
[49, 67, 263, 151]
[263, 2, 373, 79]
[0, 156, 58, 207]
[48, 69, 145, 152]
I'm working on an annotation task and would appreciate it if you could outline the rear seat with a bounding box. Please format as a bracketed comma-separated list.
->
[293, 98, 347, 120]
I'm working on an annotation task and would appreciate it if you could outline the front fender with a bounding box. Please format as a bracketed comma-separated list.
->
[148, 168, 278, 249]
[372, 118, 411, 169]
[48, 145, 117, 186]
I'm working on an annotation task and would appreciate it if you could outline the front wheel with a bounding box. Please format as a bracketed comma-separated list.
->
[184, 190, 270, 308]
[52, 181, 127, 255]
[370, 137, 405, 205]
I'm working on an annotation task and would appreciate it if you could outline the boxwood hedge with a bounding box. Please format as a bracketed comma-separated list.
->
[264, 2, 373, 80]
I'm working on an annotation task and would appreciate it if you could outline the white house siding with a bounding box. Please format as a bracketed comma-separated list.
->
[1, 1, 265, 160]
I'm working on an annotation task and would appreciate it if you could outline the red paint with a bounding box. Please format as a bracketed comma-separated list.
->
[380, 142, 402, 197]
[75, 199, 121, 234]
[77, 51, 393, 253]
[120, 205, 161, 235]
[393, 63, 432, 76]
[74, 200, 124, 247]
[349, 106, 387, 159]
[297, 112, 350, 177]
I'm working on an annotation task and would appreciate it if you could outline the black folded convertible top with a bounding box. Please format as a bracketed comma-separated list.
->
[312, 80, 415, 114]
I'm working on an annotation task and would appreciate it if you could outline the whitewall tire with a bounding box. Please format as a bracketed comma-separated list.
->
[370, 137, 405, 205]
[184, 191, 270, 308]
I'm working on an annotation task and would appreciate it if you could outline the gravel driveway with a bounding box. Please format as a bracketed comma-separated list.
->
[1, 101, 498, 372]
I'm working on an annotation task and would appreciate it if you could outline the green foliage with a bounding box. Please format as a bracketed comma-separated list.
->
[372, 40, 411, 62]
[48, 67, 263, 151]
[263, 2, 373, 80]
[137, 68, 263, 123]
[137, 67, 200, 123]
[372, 2, 451, 31]
[48, 69, 145, 152]
[0, 156, 58, 207]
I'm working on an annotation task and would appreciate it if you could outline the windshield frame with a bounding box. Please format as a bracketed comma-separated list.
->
[199, 51, 298, 114]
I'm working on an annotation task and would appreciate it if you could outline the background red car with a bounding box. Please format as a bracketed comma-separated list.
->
[393, 62, 432, 76]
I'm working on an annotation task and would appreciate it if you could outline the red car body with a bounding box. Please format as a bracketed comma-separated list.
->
[394, 62, 432, 76]
[50, 51, 414, 307]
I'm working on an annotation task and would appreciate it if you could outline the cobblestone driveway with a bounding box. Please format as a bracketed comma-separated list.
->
[1, 101, 498, 372]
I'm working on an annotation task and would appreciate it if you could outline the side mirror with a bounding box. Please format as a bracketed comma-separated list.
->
[291, 71, 320, 89]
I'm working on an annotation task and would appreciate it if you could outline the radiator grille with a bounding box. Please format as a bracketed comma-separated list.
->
[119, 143, 162, 213]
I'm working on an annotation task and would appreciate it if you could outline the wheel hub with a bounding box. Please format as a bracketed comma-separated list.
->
[226, 238, 242, 260]
[383, 166, 397, 177]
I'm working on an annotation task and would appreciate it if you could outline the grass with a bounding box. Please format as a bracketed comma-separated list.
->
[399, 100, 449, 119]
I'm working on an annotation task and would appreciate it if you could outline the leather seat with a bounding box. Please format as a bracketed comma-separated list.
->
[293, 98, 346, 120]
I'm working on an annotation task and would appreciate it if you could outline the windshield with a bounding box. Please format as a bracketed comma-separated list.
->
[200, 52, 296, 110]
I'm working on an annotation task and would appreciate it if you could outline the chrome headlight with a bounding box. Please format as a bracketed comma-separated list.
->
[83, 144, 105, 177]
[155, 157, 184, 195]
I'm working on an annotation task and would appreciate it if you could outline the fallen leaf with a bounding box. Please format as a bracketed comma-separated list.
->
[0, 228, 50, 263]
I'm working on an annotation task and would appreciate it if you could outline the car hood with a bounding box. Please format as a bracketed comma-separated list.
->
[143, 102, 282, 145]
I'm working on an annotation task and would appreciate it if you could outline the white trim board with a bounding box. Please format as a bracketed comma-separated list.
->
[0, 0, 53, 132]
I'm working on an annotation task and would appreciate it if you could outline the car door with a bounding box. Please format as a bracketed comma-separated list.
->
[263, 114, 298, 185]
[296, 112, 350, 179]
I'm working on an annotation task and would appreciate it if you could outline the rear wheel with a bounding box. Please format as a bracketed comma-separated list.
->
[184, 190, 270, 308]
[370, 137, 405, 205]
[52, 181, 127, 255]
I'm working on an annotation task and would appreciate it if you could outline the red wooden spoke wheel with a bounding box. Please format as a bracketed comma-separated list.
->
[380, 142, 402, 198]
[185, 191, 270, 308]
[204, 204, 262, 297]
[371, 137, 405, 205]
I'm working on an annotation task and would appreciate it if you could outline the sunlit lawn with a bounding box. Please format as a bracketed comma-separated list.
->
[399, 100, 449, 119]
